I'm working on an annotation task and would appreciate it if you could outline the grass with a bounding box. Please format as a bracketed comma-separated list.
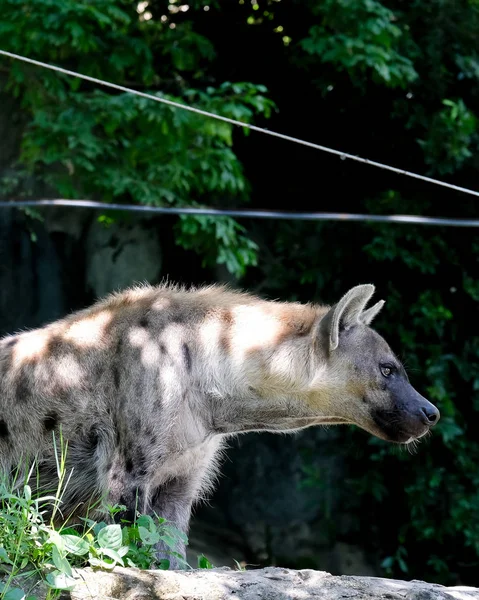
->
[0, 433, 215, 600]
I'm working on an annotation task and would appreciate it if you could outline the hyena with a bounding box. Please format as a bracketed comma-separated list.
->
[0, 283, 439, 567]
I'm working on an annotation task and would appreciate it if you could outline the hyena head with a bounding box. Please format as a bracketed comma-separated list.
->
[315, 284, 440, 443]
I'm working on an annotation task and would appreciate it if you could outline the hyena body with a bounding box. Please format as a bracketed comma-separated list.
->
[0, 283, 439, 567]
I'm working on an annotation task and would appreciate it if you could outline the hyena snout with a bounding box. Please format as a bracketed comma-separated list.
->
[406, 391, 440, 431]
[418, 400, 440, 427]
[373, 387, 440, 443]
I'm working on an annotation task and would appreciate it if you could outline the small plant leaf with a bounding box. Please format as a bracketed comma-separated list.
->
[138, 526, 160, 546]
[89, 556, 116, 570]
[3, 588, 26, 600]
[163, 524, 188, 545]
[158, 534, 177, 550]
[0, 547, 13, 564]
[45, 570, 77, 591]
[61, 534, 90, 556]
[136, 515, 155, 531]
[198, 554, 213, 569]
[23, 485, 31, 502]
[99, 547, 124, 566]
[52, 545, 73, 577]
[97, 524, 122, 550]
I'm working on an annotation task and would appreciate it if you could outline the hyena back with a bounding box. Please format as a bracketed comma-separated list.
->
[0, 283, 439, 567]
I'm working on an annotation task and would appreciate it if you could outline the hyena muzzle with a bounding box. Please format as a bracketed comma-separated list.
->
[0, 283, 439, 567]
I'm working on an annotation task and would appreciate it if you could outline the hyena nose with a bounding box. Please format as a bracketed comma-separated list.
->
[421, 405, 440, 426]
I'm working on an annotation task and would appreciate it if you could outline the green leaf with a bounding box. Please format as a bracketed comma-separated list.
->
[0, 547, 13, 565]
[61, 534, 90, 556]
[89, 556, 116, 570]
[136, 515, 156, 531]
[52, 545, 73, 577]
[138, 526, 160, 546]
[98, 547, 124, 566]
[97, 524, 122, 550]
[198, 554, 214, 569]
[45, 570, 77, 591]
[3, 588, 26, 600]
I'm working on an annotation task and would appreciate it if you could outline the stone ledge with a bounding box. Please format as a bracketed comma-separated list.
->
[44, 566, 479, 600]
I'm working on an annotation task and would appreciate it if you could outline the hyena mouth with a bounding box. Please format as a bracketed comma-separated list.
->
[371, 410, 430, 444]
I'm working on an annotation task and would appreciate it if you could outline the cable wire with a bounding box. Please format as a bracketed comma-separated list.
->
[2, 199, 478, 228]
[1, 49, 479, 199]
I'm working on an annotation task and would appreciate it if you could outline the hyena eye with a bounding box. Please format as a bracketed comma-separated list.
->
[380, 364, 393, 377]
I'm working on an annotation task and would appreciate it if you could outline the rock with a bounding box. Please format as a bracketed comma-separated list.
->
[85, 217, 162, 299]
[18, 567, 479, 600]
[0, 208, 66, 334]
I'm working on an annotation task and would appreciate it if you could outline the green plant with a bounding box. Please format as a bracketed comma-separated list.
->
[0, 437, 213, 599]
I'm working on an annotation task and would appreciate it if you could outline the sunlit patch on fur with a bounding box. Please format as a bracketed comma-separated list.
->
[12, 332, 48, 365]
[64, 310, 113, 348]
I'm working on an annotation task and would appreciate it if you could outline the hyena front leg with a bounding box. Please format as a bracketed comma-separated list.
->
[147, 477, 196, 569]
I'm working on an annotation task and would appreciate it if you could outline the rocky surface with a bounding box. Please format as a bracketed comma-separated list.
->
[17, 567, 479, 600]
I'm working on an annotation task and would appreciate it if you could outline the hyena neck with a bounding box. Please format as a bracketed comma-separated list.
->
[202, 300, 336, 435]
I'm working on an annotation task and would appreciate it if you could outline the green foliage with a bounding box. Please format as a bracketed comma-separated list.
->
[0, 0, 275, 278]
[0, 465, 214, 599]
[418, 99, 478, 175]
[300, 0, 418, 87]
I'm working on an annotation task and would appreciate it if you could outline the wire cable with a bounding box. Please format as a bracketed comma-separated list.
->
[1, 49, 479, 199]
[2, 199, 478, 228]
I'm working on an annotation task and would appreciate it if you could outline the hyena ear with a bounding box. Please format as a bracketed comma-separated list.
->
[360, 299, 385, 325]
[320, 284, 376, 351]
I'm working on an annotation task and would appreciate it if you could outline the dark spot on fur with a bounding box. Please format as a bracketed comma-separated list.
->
[150, 486, 162, 506]
[5, 339, 16, 349]
[87, 426, 100, 451]
[150, 434, 157, 445]
[219, 335, 230, 354]
[112, 472, 118, 480]
[47, 337, 63, 355]
[115, 338, 123, 359]
[121, 439, 133, 457]
[0, 419, 9, 438]
[294, 321, 312, 335]
[139, 316, 149, 327]
[15, 372, 31, 404]
[172, 314, 187, 325]
[221, 309, 233, 324]
[115, 429, 121, 446]
[214, 424, 228, 434]
[137, 450, 148, 476]
[93, 362, 105, 383]
[362, 396, 368, 404]
[113, 362, 121, 389]
[160, 344, 167, 355]
[43, 413, 58, 432]
[182, 343, 192, 371]
[125, 458, 133, 473]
